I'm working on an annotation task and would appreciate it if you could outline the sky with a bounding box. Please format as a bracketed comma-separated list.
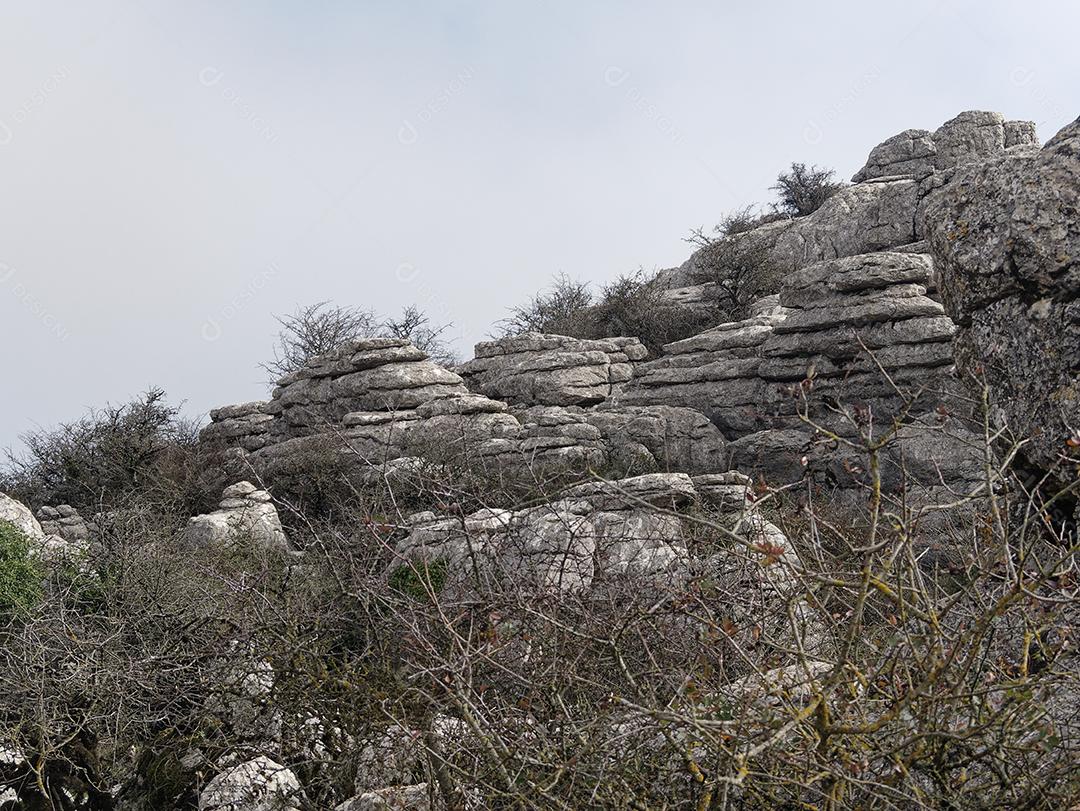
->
[0, 0, 1076, 452]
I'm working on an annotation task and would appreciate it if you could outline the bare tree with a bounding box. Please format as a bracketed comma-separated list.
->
[382, 305, 459, 367]
[262, 302, 381, 381]
[770, 162, 842, 217]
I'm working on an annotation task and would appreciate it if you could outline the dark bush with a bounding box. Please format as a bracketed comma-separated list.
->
[770, 161, 842, 217]
[1, 388, 213, 516]
[500, 270, 711, 354]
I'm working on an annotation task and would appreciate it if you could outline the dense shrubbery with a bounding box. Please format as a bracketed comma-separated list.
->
[0, 520, 41, 615]
[1, 388, 217, 517]
[499, 269, 712, 353]
[1, 376, 1078, 809]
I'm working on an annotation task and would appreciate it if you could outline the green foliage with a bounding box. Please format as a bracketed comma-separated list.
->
[0, 519, 43, 614]
[388, 558, 449, 602]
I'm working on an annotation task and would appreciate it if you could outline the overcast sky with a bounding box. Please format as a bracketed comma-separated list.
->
[0, 0, 1075, 452]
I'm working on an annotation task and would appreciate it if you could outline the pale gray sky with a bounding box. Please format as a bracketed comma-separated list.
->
[0, 0, 1075, 451]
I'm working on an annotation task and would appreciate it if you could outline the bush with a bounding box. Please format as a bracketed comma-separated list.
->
[685, 225, 782, 321]
[770, 161, 842, 217]
[497, 273, 594, 337]
[500, 270, 710, 353]
[1, 388, 212, 516]
[264, 302, 458, 380]
[0, 520, 42, 614]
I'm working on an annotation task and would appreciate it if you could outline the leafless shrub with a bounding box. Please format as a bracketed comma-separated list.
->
[264, 302, 457, 381]
[500, 270, 709, 353]
[770, 162, 843, 218]
[2, 370, 1079, 809]
[1, 388, 214, 517]
[497, 274, 594, 337]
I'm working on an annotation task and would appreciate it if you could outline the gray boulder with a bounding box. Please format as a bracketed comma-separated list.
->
[185, 482, 290, 553]
[924, 115, 1080, 486]
[199, 756, 303, 811]
[459, 333, 648, 407]
[852, 110, 1038, 182]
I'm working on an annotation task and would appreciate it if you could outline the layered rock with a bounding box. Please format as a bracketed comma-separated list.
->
[658, 111, 1039, 329]
[36, 505, 95, 548]
[203, 339, 723, 484]
[458, 332, 648, 407]
[924, 115, 1080, 489]
[1, 492, 86, 561]
[395, 472, 765, 594]
[853, 110, 1038, 182]
[623, 252, 981, 490]
[184, 482, 290, 553]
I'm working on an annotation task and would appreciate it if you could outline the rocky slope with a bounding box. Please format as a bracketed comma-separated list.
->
[3, 108, 1077, 810]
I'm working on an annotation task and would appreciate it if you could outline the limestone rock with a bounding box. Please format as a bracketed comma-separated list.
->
[924, 115, 1079, 486]
[185, 482, 290, 553]
[852, 110, 1039, 182]
[397, 473, 700, 593]
[0, 493, 44, 543]
[199, 756, 303, 811]
[459, 333, 647, 407]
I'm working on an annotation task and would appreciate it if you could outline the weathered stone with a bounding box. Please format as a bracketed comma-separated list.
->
[185, 482, 290, 553]
[0, 493, 44, 543]
[924, 116, 1080, 487]
[199, 756, 303, 811]
[459, 333, 648, 406]
[852, 110, 1040, 182]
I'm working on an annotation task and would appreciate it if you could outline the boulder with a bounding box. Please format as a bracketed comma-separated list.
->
[199, 756, 303, 811]
[184, 482, 290, 553]
[924, 116, 1079, 488]
[852, 110, 1039, 182]
[459, 333, 648, 407]
[0, 493, 44, 542]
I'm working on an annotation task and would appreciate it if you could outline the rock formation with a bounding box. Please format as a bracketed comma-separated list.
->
[184, 481, 290, 553]
[924, 115, 1079, 491]
[395, 471, 761, 594]
[458, 332, 647, 406]
[199, 756, 304, 811]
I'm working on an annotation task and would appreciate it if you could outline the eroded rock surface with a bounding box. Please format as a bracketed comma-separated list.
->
[185, 482, 290, 553]
[924, 115, 1079, 487]
[458, 332, 648, 406]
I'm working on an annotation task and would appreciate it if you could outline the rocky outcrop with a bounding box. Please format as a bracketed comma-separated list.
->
[852, 110, 1037, 182]
[658, 111, 1039, 332]
[184, 482, 290, 553]
[203, 339, 723, 484]
[458, 332, 648, 406]
[36, 505, 95, 548]
[1, 493, 88, 562]
[395, 472, 761, 594]
[0, 493, 44, 542]
[623, 251, 981, 491]
[924, 116, 1079, 488]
